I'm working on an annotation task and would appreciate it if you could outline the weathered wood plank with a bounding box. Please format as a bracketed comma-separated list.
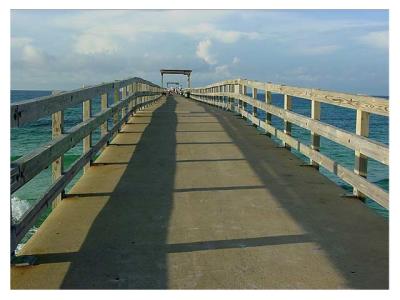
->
[11, 77, 161, 127]
[51, 110, 64, 209]
[252, 87, 258, 125]
[311, 100, 321, 168]
[121, 86, 127, 117]
[191, 78, 389, 116]
[100, 93, 108, 152]
[354, 110, 370, 197]
[113, 87, 120, 127]
[264, 90, 272, 137]
[283, 94, 292, 149]
[83, 98, 92, 174]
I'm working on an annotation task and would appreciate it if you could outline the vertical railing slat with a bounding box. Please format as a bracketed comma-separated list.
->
[354, 110, 370, 197]
[252, 87, 258, 126]
[83, 98, 92, 173]
[100, 92, 108, 151]
[265, 90, 272, 137]
[310, 100, 321, 168]
[283, 94, 292, 149]
[113, 84, 120, 128]
[51, 110, 64, 208]
[121, 85, 127, 117]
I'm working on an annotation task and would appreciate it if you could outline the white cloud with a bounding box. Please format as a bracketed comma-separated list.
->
[74, 33, 119, 55]
[10, 10, 388, 94]
[196, 39, 217, 65]
[358, 31, 388, 49]
[180, 23, 261, 44]
[21, 45, 46, 64]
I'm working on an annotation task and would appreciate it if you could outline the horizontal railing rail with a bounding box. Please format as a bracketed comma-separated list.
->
[189, 78, 389, 116]
[187, 78, 389, 209]
[11, 77, 159, 127]
[10, 76, 164, 253]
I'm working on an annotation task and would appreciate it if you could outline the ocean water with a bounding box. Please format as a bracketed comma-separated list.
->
[11, 90, 389, 250]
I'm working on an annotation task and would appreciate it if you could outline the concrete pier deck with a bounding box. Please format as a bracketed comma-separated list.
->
[11, 95, 388, 289]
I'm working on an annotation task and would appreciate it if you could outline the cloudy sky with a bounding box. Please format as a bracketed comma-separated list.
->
[11, 9, 388, 95]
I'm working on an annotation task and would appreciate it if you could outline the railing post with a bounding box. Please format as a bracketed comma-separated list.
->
[234, 84, 240, 113]
[122, 85, 127, 118]
[51, 110, 64, 208]
[310, 100, 321, 168]
[100, 92, 108, 151]
[283, 94, 292, 149]
[83, 97, 92, 173]
[134, 82, 139, 109]
[231, 84, 235, 111]
[140, 83, 144, 108]
[354, 110, 369, 198]
[252, 87, 258, 126]
[219, 85, 223, 108]
[212, 87, 214, 105]
[265, 90, 272, 137]
[219, 85, 222, 108]
[242, 85, 247, 118]
[128, 83, 133, 114]
[113, 83, 120, 126]
[216, 86, 219, 107]
[223, 85, 227, 109]
[143, 84, 147, 107]
[227, 84, 231, 110]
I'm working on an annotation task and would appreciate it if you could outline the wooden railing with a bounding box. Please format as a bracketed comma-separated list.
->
[188, 78, 389, 209]
[10, 76, 163, 253]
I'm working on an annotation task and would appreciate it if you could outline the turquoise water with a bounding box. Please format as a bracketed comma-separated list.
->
[11, 90, 388, 249]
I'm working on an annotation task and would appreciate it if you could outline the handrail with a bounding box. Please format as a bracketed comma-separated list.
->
[10, 76, 164, 253]
[188, 78, 389, 116]
[11, 77, 160, 127]
[187, 78, 389, 209]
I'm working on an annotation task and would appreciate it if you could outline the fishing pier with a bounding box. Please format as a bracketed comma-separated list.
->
[10, 74, 389, 289]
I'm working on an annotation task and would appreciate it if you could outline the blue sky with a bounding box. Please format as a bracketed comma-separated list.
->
[11, 9, 388, 95]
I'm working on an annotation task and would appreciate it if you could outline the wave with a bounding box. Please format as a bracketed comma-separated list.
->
[11, 195, 39, 253]
[11, 195, 31, 224]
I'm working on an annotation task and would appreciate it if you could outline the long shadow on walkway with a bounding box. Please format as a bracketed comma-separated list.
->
[191, 99, 388, 289]
[60, 96, 177, 288]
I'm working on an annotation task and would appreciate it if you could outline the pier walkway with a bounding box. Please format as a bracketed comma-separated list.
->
[11, 95, 388, 289]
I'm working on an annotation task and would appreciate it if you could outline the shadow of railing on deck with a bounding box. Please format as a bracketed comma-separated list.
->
[60, 96, 178, 288]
